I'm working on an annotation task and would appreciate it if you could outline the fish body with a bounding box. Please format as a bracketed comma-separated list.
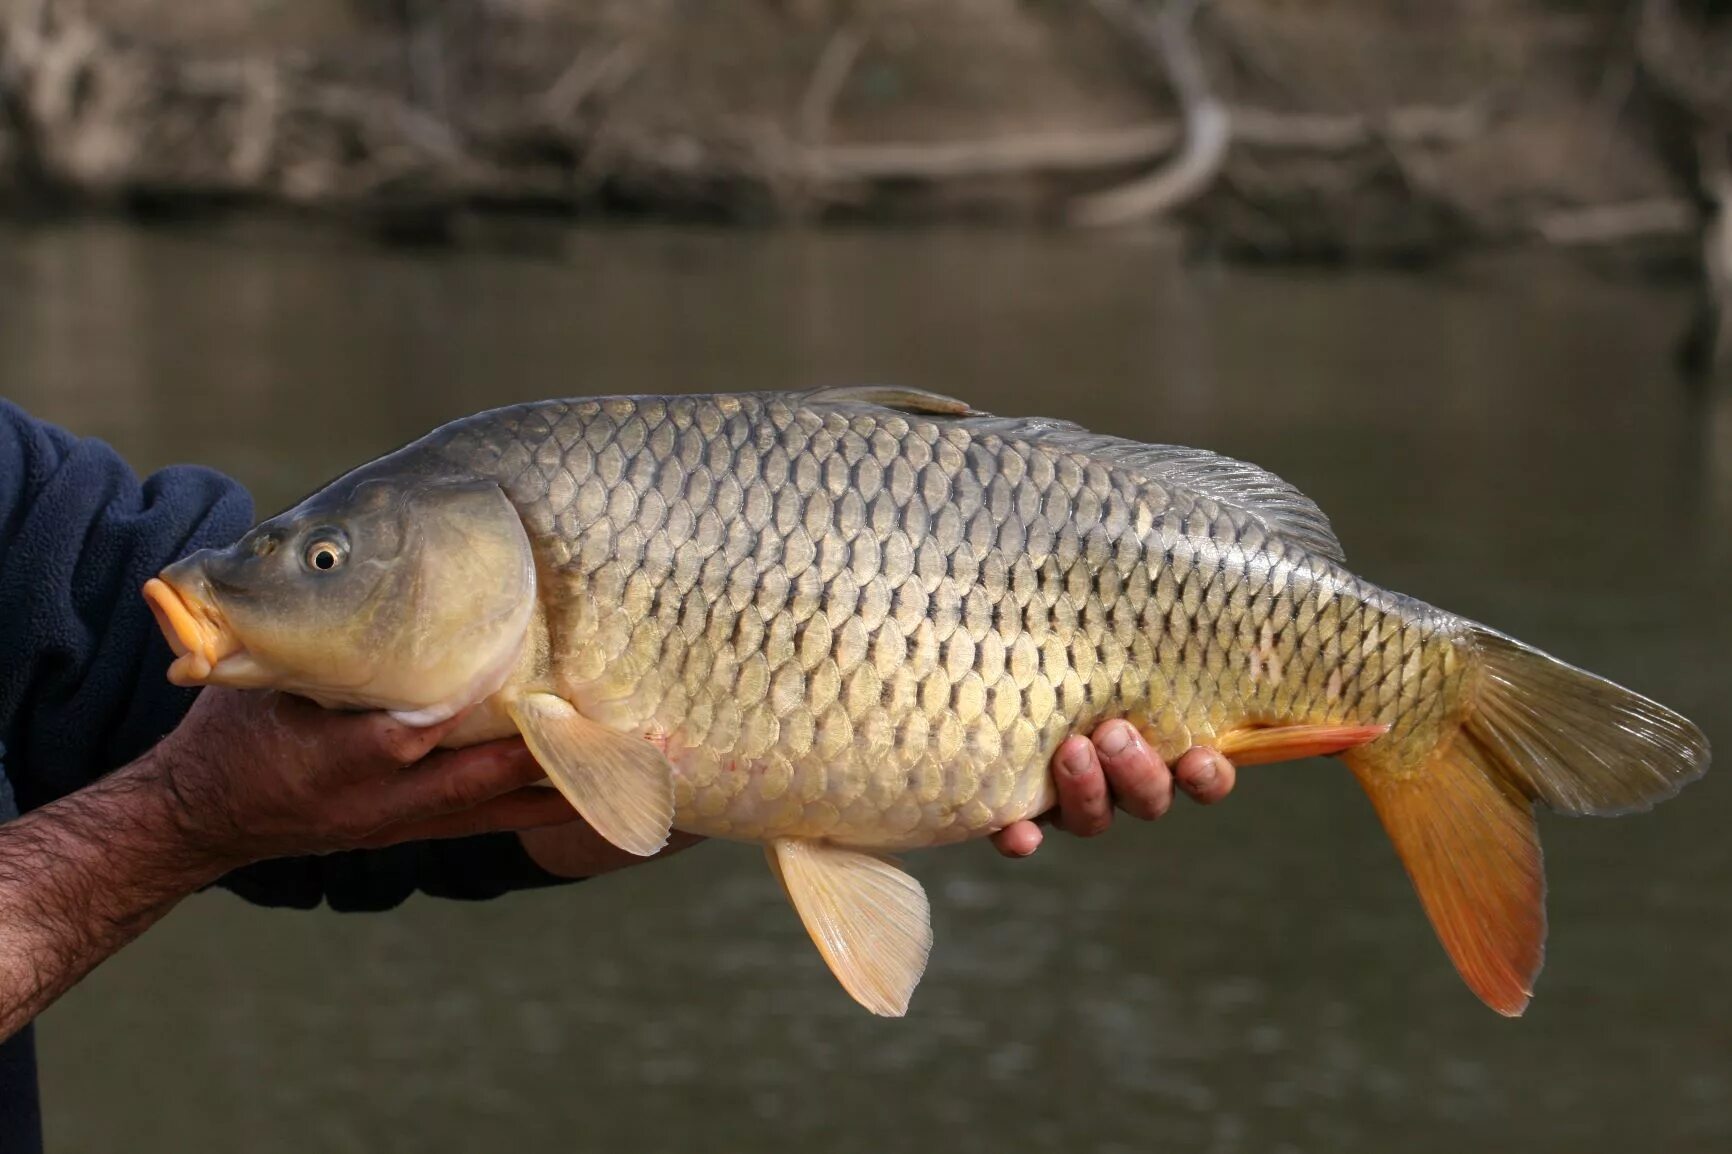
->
[144, 387, 1709, 1018]
[429, 390, 1460, 850]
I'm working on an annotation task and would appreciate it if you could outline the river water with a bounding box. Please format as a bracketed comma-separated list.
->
[2, 221, 1728, 1154]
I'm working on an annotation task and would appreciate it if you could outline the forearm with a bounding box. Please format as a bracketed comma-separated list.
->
[0, 755, 227, 1041]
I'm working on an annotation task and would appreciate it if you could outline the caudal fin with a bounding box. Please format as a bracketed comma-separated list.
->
[1343, 625, 1710, 1016]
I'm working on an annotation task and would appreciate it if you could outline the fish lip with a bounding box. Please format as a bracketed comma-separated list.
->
[142, 574, 244, 686]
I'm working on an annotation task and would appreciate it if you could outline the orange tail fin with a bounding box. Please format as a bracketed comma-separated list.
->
[1347, 739, 1544, 1015]
[1342, 625, 1708, 1016]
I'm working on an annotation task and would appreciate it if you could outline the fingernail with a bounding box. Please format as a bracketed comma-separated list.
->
[1098, 722, 1133, 757]
[1191, 754, 1219, 788]
[1060, 743, 1092, 777]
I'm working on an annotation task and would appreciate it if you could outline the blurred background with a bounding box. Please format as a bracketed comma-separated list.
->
[3, 1, 1731, 1152]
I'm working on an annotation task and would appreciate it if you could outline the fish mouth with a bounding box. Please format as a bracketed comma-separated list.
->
[143, 575, 245, 686]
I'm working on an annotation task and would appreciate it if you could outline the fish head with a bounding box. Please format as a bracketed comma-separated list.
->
[144, 471, 536, 721]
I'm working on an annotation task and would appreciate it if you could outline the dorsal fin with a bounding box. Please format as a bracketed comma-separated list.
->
[1119, 442, 1345, 563]
[952, 418, 1346, 563]
[802, 385, 977, 417]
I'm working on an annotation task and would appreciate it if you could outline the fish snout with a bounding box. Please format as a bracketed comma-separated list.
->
[143, 559, 242, 685]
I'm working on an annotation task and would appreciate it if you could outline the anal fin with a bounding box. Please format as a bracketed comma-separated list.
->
[1215, 722, 1390, 766]
[766, 840, 933, 1017]
[506, 692, 675, 857]
[1346, 737, 1546, 1017]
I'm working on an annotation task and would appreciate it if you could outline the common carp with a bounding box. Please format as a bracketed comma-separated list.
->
[143, 387, 1709, 1017]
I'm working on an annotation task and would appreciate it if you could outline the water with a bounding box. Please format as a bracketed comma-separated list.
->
[3, 220, 1728, 1154]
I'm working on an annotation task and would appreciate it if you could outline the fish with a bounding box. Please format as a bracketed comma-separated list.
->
[142, 387, 1710, 1017]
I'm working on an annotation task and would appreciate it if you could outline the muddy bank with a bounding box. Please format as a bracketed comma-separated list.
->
[0, 0, 1722, 267]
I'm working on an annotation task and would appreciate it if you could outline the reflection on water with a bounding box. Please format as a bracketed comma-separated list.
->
[2, 221, 1727, 1154]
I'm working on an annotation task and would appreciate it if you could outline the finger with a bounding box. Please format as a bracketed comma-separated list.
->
[1093, 720, 1172, 821]
[1051, 736, 1112, 837]
[367, 739, 549, 824]
[357, 786, 581, 848]
[278, 695, 476, 786]
[357, 707, 475, 768]
[1174, 747, 1236, 805]
[990, 820, 1044, 858]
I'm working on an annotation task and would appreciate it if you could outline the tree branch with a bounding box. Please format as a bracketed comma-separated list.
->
[1070, 0, 1231, 227]
[798, 24, 867, 149]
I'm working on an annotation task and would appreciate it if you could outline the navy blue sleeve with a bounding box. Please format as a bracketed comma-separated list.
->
[0, 400, 566, 909]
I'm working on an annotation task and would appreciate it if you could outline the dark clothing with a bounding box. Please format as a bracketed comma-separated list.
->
[0, 401, 565, 1152]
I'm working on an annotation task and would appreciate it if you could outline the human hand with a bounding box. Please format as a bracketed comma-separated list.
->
[145, 688, 579, 872]
[989, 720, 1236, 858]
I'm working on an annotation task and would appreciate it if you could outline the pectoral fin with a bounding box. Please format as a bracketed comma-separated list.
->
[506, 692, 675, 857]
[1215, 722, 1390, 766]
[766, 839, 932, 1018]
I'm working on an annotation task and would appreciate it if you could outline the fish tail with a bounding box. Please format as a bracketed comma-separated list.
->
[1341, 624, 1709, 1016]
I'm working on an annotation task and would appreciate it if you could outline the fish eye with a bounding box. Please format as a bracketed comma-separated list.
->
[303, 532, 349, 573]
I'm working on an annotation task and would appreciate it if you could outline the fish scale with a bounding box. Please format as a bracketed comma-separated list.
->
[433, 390, 1464, 848]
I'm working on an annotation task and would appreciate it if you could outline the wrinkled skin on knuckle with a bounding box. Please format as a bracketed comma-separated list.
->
[1173, 748, 1232, 804]
[374, 721, 433, 768]
[1090, 726, 1163, 819]
[434, 763, 506, 815]
[1072, 812, 1112, 838]
[325, 798, 394, 847]
[1138, 764, 1176, 820]
[1062, 784, 1112, 837]
[283, 763, 341, 826]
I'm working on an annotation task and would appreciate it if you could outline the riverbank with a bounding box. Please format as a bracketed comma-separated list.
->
[0, 0, 1716, 270]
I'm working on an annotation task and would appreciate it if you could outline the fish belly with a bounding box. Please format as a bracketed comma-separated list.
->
[664, 744, 1058, 850]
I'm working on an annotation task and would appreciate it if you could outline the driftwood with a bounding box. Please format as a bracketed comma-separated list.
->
[540, 39, 645, 128]
[804, 123, 1179, 182]
[798, 24, 867, 150]
[1535, 198, 1696, 245]
[789, 99, 1485, 192]
[1070, 0, 1230, 227]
